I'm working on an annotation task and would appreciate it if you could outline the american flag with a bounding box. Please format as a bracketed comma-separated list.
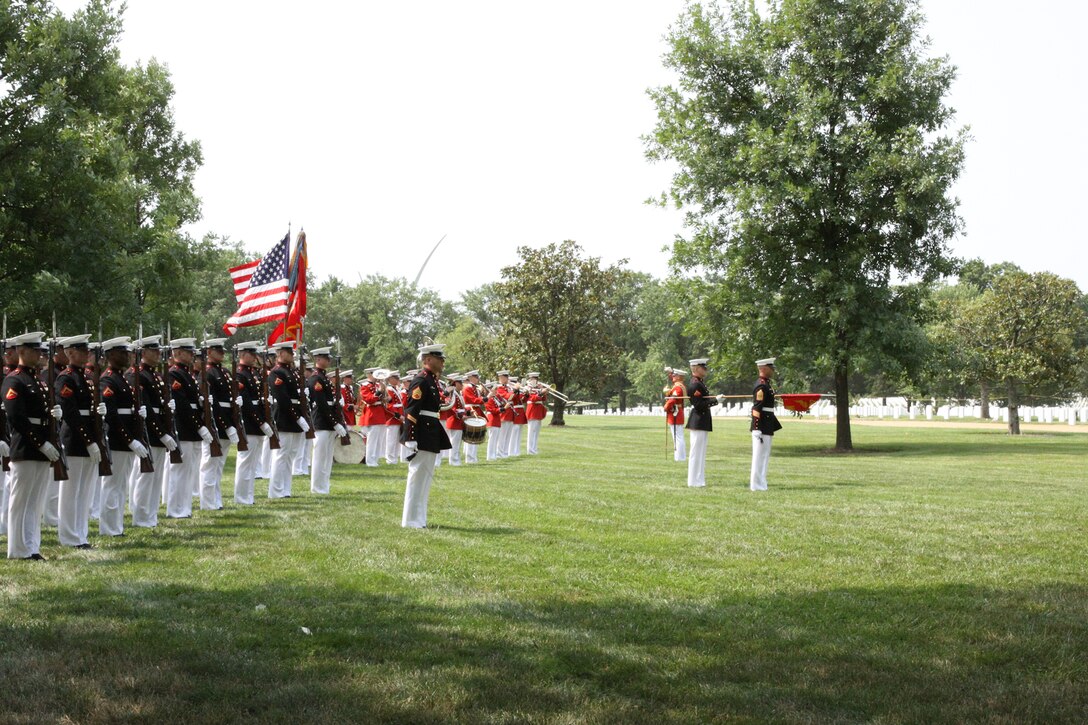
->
[223, 234, 290, 335]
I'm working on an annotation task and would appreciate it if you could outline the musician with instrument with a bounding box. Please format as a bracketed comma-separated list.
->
[358, 367, 388, 467]
[400, 343, 452, 528]
[441, 375, 466, 466]
[3, 333, 63, 559]
[98, 337, 150, 535]
[129, 335, 175, 528]
[508, 377, 527, 457]
[165, 338, 208, 518]
[484, 379, 504, 461]
[383, 370, 405, 465]
[494, 371, 516, 459]
[267, 341, 310, 498]
[461, 370, 485, 464]
[306, 346, 347, 494]
[750, 357, 783, 491]
[234, 341, 276, 504]
[663, 367, 687, 462]
[685, 357, 722, 488]
[340, 370, 357, 427]
[524, 373, 548, 455]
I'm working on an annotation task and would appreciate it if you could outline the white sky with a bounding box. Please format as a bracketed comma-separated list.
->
[56, 0, 1088, 298]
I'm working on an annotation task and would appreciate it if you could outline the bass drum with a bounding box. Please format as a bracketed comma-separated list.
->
[332, 429, 367, 465]
[462, 416, 488, 445]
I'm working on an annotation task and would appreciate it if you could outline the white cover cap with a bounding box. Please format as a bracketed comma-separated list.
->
[101, 336, 133, 352]
[418, 343, 445, 357]
[203, 338, 227, 349]
[133, 335, 163, 348]
[756, 357, 777, 367]
[9, 331, 46, 347]
[169, 338, 197, 350]
[310, 347, 332, 356]
[58, 334, 92, 347]
[689, 358, 710, 367]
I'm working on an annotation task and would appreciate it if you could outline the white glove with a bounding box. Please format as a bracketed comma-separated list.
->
[0, 440, 10, 457]
[303, 388, 310, 398]
[260, 422, 274, 437]
[51, 404, 63, 421]
[128, 440, 149, 458]
[226, 426, 239, 444]
[404, 440, 418, 453]
[297, 416, 310, 433]
[160, 434, 178, 452]
[334, 424, 347, 437]
[87, 442, 102, 464]
[752, 430, 764, 445]
[198, 394, 205, 406]
[137, 405, 148, 419]
[197, 426, 213, 443]
[167, 398, 176, 412]
[235, 396, 243, 407]
[96, 402, 107, 416]
[39, 441, 61, 462]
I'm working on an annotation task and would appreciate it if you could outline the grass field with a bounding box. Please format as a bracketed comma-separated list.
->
[2, 418, 1086, 724]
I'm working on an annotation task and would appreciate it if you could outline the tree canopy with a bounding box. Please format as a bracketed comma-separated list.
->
[647, 0, 966, 449]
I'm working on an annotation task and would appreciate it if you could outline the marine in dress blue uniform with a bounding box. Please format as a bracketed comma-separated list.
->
[750, 357, 783, 491]
[400, 343, 452, 528]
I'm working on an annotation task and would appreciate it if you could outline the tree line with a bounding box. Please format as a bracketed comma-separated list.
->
[4, 1, 1086, 441]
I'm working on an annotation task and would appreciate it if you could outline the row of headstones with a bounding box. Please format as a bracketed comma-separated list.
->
[845, 403, 1088, 425]
[586, 402, 1088, 424]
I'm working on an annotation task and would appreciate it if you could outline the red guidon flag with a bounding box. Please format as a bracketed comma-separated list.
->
[780, 394, 823, 413]
[224, 234, 290, 335]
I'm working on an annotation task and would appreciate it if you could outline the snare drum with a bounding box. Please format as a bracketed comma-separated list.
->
[462, 416, 488, 445]
[332, 429, 367, 464]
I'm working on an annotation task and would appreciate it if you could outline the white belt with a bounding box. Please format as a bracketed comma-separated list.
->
[150, 407, 160, 414]
[290, 399, 300, 404]
[419, 410, 439, 418]
[513, 405, 525, 409]
[116, 408, 135, 415]
[218, 402, 232, 408]
[190, 403, 199, 409]
[79, 410, 91, 416]
[28, 417, 44, 425]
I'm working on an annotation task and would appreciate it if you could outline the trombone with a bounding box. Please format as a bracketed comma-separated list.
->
[536, 381, 571, 403]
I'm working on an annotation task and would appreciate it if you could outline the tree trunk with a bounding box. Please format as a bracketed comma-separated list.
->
[980, 381, 990, 420]
[834, 358, 853, 451]
[1006, 381, 1020, 435]
[619, 389, 627, 413]
[550, 398, 566, 426]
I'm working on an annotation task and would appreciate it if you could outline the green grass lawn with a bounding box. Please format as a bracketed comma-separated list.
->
[2, 418, 1086, 724]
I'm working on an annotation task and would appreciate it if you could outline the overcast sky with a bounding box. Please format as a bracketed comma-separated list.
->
[55, 0, 1088, 299]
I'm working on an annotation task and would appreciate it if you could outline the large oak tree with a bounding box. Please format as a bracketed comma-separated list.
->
[647, 0, 966, 449]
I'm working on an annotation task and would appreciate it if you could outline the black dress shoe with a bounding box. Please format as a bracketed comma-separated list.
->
[27, 553, 47, 561]
[77, 543, 95, 550]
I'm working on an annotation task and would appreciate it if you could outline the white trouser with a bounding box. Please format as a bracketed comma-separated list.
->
[510, 424, 523, 456]
[7, 460, 50, 558]
[364, 425, 382, 466]
[402, 449, 438, 528]
[270, 431, 303, 498]
[256, 436, 271, 478]
[235, 440, 260, 504]
[499, 421, 514, 458]
[199, 439, 231, 510]
[99, 450, 135, 536]
[527, 419, 542, 454]
[42, 479, 60, 527]
[294, 434, 311, 474]
[446, 429, 463, 465]
[463, 440, 479, 464]
[130, 447, 166, 527]
[90, 460, 103, 519]
[0, 466, 8, 536]
[165, 441, 199, 518]
[750, 431, 773, 491]
[687, 429, 708, 488]
[384, 424, 400, 464]
[59, 456, 97, 545]
[671, 424, 686, 462]
[310, 429, 334, 494]
[486, 426, 501, 460]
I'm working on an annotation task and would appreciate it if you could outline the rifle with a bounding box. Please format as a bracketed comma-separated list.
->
[297, 344, 316, 440]
[46, 327, 69, 481]
[201, 343, 223, 457]
[1, 312, 9, 472]
[132, 328, 155, 474]
[261, 351, 280, 450]
[90, 334, 113, 476]
[159, 338, 183, 465]
[332, 352, 351, 446]
[228, 345, 249, 452]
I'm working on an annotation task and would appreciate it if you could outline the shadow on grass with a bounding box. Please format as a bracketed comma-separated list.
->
[3, 579, 1086, 723]
[780, 436, 1082, 459]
